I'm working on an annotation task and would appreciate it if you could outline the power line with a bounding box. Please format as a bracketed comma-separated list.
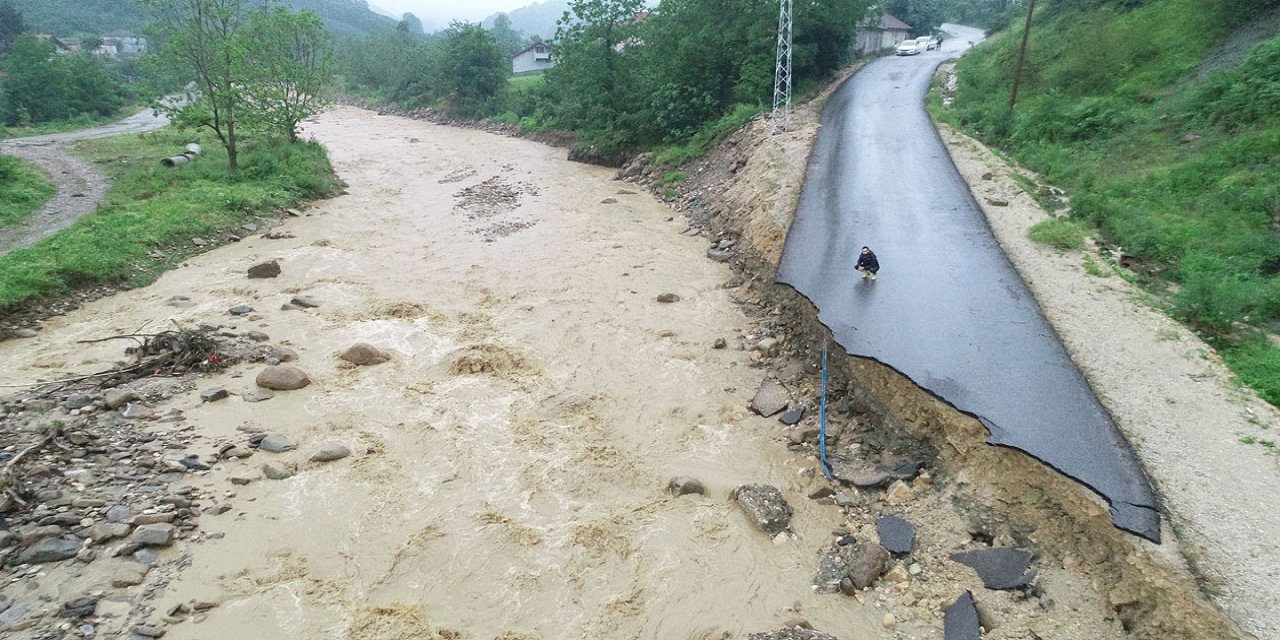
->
[771, 0, 793, 133]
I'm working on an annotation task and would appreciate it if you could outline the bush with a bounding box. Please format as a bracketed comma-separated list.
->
[1224, 336, 1280, 407]
[1027, 218, 1090, 249]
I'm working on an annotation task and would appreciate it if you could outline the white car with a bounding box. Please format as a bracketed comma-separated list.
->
[896, 40, 921, 56]
[918, 36, 936, 51]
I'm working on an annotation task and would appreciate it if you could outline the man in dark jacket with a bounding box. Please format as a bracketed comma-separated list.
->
[856, 246, 879, 281]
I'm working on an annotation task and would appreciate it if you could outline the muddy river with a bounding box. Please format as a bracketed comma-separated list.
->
[0, 107, 883, 639]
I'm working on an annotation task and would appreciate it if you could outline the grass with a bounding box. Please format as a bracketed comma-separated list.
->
[1082, 254, 1109, 277]
[1027, 218, 1088, 250]
[652, 103, 763, 167]
[0, 156, 56, 227]
[1221, 335, 1280, 408]
[507, 74, 545, 90]
[0, 128, 341, 311]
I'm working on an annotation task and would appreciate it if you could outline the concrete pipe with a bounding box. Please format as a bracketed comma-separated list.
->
[161, 151, 198, 168]
[185, 143, 202, 156]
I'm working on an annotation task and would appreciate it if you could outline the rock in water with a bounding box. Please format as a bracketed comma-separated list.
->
[228, 305, 254, 316]
[257, 433, 294, 452]
[256, 366, 311, 390]
[243, 387, 275, 403]
[950, 547, 1036, 590]
[779, 408, 805, 425]
[706, 248, 732, 262]
[290, 295, 320, 308]
[750, 379, 790, 417]
[200, 388, 228, 403]
[876, 515, 916, 555]
[944, 591, 982, 640]
[656, 293, 680, 303]
[340, 343, 390, 366]
[247, 259, 281, 278]
[747, 628, 840, 640]
[734, 484, 793, 535]
[104, 389, 136, 409]
[262, 461, 296, 479]
[310, 443, 351, 463]
[667, 476, 705, 497]
[18, 537, 82, 564]
[849, 542, 892, 589]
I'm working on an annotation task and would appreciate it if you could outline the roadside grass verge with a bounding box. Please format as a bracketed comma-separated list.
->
[652, 103, 763, 167]
[1027, 218, 1088, 250]
[0, 156, 56, 227]
[0, 128, 341, 311]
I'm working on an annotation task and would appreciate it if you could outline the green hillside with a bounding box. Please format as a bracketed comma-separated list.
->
[937, 0, 1280, 405]
[7, 0, 395, 38]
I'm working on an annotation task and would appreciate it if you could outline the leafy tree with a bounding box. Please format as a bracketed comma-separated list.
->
[488, 13, 528, 55]
[0, 1, 25, 56]
[438, 22, 507, 118]
[141, 0, 252, 172]
[885, 0, 944, 36]
[0, 33, 123, 125]
[340, 26, 436, 103]
[241, 7, 333, 142]
[545, 0, 646, 149]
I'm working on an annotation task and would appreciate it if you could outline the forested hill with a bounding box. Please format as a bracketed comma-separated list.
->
[8, 0, 396, 38]
[481, 1, 570, 40]
[939, 0, 1280, 405]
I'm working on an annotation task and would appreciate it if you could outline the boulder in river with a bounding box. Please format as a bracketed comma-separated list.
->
[340, 343, 390, 366]
[256, 366, 311, 391]
[247, 259, 281, 278]
[750, 379, 790, 417]
[667, 475, 705, 497]
[733, 484, 793, 535]
[310, 443, 351, 463]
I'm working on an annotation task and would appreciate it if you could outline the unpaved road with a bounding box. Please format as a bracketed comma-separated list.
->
[0, 107, 169, 256]
[0, 107, 885, 639]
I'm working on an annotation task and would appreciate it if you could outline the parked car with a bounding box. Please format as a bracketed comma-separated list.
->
[895, 40, 921, 56]
[919, 36, 936, 51]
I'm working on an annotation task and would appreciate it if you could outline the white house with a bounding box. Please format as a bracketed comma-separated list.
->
[512, 42, 554, 76]
[855, 13, 911, 55]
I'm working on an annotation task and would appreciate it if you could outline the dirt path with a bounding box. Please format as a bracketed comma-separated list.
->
[0, 106, 169, 256]
[0, 107, 885, 639]
[936, 120, 1280, 640]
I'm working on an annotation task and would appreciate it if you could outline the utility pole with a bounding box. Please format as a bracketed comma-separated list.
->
[1009, 0, 1037, 109]
[771, 0, 793, 133]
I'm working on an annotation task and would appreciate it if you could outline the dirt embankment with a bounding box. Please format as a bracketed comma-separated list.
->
[623, 65, 1252, 639]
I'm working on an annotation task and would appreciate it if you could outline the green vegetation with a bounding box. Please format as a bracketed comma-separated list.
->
[0, 155, 55, 227]
[1027, 217, 1088, 250]
[0, 33, 127, 126]
[1082, 255, 1109, 278]
[937, 0, 1280, 407]
[0, 129, 341, 310]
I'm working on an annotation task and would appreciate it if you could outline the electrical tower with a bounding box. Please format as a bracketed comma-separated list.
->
[770, 0, 793, 133]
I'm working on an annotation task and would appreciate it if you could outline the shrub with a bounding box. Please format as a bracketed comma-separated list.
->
[1027, 218, 1090, 249]
[1224, 336, 1280, 406]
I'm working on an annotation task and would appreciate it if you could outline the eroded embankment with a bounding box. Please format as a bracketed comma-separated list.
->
[632, 71, 1250, 639]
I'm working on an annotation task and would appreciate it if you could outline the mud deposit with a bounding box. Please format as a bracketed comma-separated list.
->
[0, 108, 885, 638]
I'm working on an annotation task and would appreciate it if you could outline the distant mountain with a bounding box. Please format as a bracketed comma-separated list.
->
[7, 0, 397, 38]
[481, 0, 570, 40]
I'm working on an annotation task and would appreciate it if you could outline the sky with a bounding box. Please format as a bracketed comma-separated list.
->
[369, 0, 537, 24]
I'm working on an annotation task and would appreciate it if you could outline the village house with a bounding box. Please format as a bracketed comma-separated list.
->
[512, 42, 553, 76]
[855, 12, 911, 56]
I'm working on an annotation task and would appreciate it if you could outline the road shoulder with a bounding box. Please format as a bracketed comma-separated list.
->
[935, 121, 1280, 640]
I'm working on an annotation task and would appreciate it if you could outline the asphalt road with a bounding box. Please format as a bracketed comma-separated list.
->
[777, 24, 1162, 541]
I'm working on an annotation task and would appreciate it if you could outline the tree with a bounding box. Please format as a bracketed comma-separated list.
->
[885, 0, 945, 36]
[0, 33, 123, 125]
[141, 0, 252, 172]
[488, 13, 527, 56]
[546, 0, 646, 149]
[438, 22, 507, 118]
[240, 7, 333, 142]
[0, 1, 25, 56]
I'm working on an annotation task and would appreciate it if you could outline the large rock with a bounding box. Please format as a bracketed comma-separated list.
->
[747, 628, 840, 640]
[131, 523, 176, 547]
[750, 379, 790, 417]
[18, 537, 81, 564]
[88, 522, 132, 544]
[340, 343, 390, 366]
[950, 547, 1035, 590]
[257, 433, 294, 453]
[734, 484, 793, 535]
[667, 475, 705, 497]
[310, 443, 351, 463]
[262, 461, 296, 479]
[848, 542, 892, 590]
[104, 389, 137, 410]
[876, 515, 916, 555]
[247, 259, 281, 278]
[255, 366, 311, 391]
[944, 591, 982, 640]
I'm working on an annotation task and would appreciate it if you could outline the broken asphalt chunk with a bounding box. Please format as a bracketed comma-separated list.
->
[875, 515, 916, 555]
[950, 547, 1036, 590]
[944, 591, 982, 640]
